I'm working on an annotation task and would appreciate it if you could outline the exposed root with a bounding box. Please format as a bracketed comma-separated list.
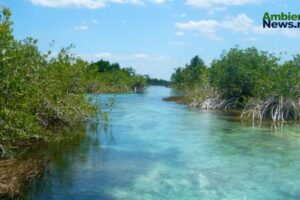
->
[170, 87, 300, 123]
[241, 96, 300, 122]
[162, 95, 186, 104]
[188, 89, 240, 111]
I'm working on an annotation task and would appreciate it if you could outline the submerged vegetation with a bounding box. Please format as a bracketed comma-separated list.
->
[171, 47, 300, 122]
[0, 156, 45, 198]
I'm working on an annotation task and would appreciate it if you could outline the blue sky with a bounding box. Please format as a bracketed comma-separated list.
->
[1, 0, 300, 79]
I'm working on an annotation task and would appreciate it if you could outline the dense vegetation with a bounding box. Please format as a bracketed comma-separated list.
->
[0, 8, 146, 142]
[145, 76, 170, 86]
[171, 47, 300, 122]
[86, 60, 146, 93]
[0, 8, 94, 142]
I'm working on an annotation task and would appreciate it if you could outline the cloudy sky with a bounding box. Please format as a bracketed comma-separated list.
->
[1, 0, 300, 79]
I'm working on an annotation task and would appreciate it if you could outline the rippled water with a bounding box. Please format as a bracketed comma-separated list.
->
[27, 86, 300, 200]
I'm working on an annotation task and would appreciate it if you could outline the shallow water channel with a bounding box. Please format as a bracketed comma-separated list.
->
[27, 86, 300, 200]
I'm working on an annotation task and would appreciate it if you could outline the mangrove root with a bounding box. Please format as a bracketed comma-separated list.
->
[241, 96, 300, 122]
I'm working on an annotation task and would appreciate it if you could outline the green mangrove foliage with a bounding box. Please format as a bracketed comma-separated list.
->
[171, 56, 207, 89]
[0, 7, 148, 141]
[0, 8, 97, 141]
[171, 47, 300, 122]
[171, 56, 210, 103]
[86, 60, 146, 93]
[145, 75, 170, 86]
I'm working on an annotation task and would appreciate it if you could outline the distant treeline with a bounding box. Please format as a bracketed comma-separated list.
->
[145, 76, 170, 86]
[87, 59, 146, 93]
[0, 8, 147, 142]
[171, 47, 300, 122]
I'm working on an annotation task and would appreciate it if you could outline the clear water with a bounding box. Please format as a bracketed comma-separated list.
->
[27, 86, 300, 200]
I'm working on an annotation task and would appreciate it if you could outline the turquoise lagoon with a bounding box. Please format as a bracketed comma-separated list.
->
[27, 87, 300, 200]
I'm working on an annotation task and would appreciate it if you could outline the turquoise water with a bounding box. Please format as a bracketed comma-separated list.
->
[28, 86, 300, 200]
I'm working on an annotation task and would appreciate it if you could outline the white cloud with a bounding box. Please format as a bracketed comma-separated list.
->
[94, 52, 113, 58]
[30, 0, 170, 9]
[175, 31, 185, 36]
[75, 19, 101, 31]
[185, 0, 262, 9]
[175, 20, 221, 40]
[74, 25, 88, 31]
[152, 0, 168, 4]
[30, 0, 105, 9]
[134, 53, 149, 59]
[175, 13, 300, 40]
[91, 19, 98, 24]
[221, 13, 253, 34]
[223, 14, 300, 38]
[175, 20, 218, 33]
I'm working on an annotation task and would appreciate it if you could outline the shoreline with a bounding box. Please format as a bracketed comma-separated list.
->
[0, 86, 145, 199]
[0, 138, 46, 199]
[163, 95, 300, 126]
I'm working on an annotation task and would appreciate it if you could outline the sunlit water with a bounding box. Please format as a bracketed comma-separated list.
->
[27, 86, 300, 200]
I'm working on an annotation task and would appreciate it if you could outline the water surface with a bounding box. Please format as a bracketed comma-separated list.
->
[28, 86, 300, 200]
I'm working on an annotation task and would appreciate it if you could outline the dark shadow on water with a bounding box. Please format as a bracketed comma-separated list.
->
[26, 118, 182, 200]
